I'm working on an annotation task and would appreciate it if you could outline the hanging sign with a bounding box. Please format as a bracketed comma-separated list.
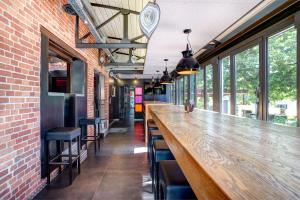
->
[139, 2, 160, 38]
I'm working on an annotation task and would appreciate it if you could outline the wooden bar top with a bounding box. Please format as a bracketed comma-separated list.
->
[149, 104, 300, 200]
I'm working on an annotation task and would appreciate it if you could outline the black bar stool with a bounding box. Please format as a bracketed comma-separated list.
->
[152, 140, 174, 199]
[46, 127, 81, 185]
[147, 119, 159, 159]
[148, 130, 163, 166]
[147, 119, 159, 131]
[159, 160, 196, 200]
[79, 118, 101, 154]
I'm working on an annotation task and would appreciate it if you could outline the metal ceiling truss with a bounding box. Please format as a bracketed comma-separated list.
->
[75, 3, 147, 50]
[106, 62, 144, 67]
[74, 3, 147, 71]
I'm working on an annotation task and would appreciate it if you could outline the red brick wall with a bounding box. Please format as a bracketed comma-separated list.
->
[0, 0, 109, 199]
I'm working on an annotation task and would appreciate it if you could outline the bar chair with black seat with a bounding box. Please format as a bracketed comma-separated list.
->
[46, 127, 81, 185]
[158, 160, 196, 200]
[152, 140, 175, 199]
[79, 117, 101, 154]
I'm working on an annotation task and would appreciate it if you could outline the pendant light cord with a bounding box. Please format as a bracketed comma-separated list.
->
[186, 32, 193, 53]
[165, 59, 168, 70]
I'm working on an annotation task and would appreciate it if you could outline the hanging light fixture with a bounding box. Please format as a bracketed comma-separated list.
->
[153, 70, 161, 88]
[176, 29, 200, 75]
[160, 59, 173, 84]
[150, 76, 155, 87]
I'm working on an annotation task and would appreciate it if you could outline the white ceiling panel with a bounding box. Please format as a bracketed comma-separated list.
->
[86, 0, 278, 78]
[144, 0, 262, 75]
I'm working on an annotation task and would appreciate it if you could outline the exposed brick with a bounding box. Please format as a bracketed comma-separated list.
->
[0, 1, 110, 199]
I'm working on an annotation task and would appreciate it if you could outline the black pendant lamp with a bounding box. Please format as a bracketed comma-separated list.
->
[153, 70, 161, 88]
[176, 29, 199, 75]
[160, 59, 173, 84]
[150, 76, 155, 87]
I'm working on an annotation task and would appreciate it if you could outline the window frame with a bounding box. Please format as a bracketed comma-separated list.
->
[198, 15, 299, 126]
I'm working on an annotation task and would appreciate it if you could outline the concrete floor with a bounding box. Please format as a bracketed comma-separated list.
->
[34, 121, 153, 200]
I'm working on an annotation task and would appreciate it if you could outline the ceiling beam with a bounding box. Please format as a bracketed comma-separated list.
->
[76, 43, 147, 49]
[106, 66, 144, 71]
[115, 51, 145, 60]
[80, 11, 121, 41]
[106, 62, 145, 67]
[90, 3, 140, 15]
[131, 34, 145, 42]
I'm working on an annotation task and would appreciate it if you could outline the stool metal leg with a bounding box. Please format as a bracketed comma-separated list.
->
[46, 140, 50, 184]
[158, 180, 163, 200]
[68, 140, 72, 185]
[98, 123, 100, 149]
[56, 140, 62, 174]
[154, 162, 159, 200]
[77, 136, 81, 174]
[94, 124, 97, 154]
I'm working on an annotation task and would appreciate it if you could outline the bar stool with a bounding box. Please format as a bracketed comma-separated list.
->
[46, 127, 81, 185]
[148, 129, 164, 162]
[79, 118, 101, 154]
[152, 140, 174, 199]
[147, 119, 159, 159]
[147, 119, 158, 131]
[159, 160, 196, 200]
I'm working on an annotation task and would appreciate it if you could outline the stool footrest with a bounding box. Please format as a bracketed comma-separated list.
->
[81, 136, 101, 141]
[49, 155, 80, 165]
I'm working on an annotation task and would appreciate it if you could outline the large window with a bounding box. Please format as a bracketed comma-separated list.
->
[179, 78, 184, 105]
[221, 56, 231, 114]
[206, 64, 213, 110]
[184, 76, 189, 103]
[235, 45, 259, 119]
[190, 75, 195, 103]
[196, 69, 204, 108]
[171, 82, 176, 104]
[267, 26, 297, 126]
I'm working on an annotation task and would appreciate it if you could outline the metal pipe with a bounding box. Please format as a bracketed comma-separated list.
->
[68, 0, 116, 62]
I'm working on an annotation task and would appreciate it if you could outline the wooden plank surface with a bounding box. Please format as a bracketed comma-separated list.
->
[149, 104, 300, 200]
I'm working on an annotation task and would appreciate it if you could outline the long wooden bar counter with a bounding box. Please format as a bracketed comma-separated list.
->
[149, 104, 300, 200]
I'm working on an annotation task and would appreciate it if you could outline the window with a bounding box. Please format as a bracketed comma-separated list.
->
[184, 76, 189, 103]
[171, 82, 176, 104]
[48, 54, 70, 93]
[179, 78, 184, 105]
[190, 75, 195, 103]
[267, 26, 297, 126]
[235, 45, 259, 119]
[206, 64, 213, 110]
[196, 69, 204, 109]
[221, 56, 231, 114]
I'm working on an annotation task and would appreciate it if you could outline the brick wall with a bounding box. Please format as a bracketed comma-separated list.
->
[0, 0, 110, 199]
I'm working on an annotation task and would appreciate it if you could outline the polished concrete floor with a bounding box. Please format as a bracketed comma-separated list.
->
[34, 121, 153, 200]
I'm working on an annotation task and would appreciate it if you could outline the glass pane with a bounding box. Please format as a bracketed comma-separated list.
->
[222, 56, 231, 114]
[179, 78, 184, 105]
[235, 45, 259, 119]
[267, 27, 297, 126]
[206, 64, 213, 111]
[171, 82, 176, 104]
[184, 76, 189, 103]
[48, 56, 69, 93]
[196, 69, 204, 109]
[190, 75, 195, 104]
